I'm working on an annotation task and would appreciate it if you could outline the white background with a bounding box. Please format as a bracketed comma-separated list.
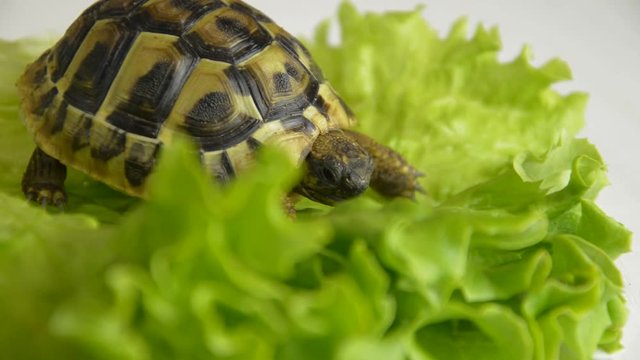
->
[1, 0, 638, 358]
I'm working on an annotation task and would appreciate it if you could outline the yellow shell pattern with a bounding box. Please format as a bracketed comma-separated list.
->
[17, 0, 356, 196]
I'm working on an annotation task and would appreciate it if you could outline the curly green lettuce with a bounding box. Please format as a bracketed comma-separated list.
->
[0, 3, 631, 360]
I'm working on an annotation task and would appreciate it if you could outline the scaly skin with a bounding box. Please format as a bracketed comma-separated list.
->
[343, 130, 424, 200]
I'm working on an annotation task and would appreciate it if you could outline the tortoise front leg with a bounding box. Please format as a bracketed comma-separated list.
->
[283, 193, 299, 219]
[343, 130, 424, 200]
[22, 147, 67, 208]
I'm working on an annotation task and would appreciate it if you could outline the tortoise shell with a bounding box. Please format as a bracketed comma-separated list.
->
[18, 0, 355, 197]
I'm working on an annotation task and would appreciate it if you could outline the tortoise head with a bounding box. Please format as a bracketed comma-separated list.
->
[297, 130, 374, 205]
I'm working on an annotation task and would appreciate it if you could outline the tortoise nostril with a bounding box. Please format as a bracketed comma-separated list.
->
[345, 170, 370, 194]
[347, 172, 361, 184]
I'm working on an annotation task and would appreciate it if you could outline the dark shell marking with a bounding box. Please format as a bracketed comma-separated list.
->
[18, 0, 355, 197]
[124, 141, 159, 186]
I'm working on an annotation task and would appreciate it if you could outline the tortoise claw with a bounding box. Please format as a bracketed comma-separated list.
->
[402, 182, 425, 201]
[403, 166, 426, 199]
[24, 185, 67, 211]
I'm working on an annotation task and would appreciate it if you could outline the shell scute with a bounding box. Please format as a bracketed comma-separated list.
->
[239, 43, 318, 121]
[89, 125, 127, 161]
[98, 32, 198, 138]
[92, 0, 147, 18]
[131, 0, 224, 35]
[59, 19, 139, 114]
[183, 5, 273, 64]
[228, 0, 274, 24]
[47, 11, 97, 83]
[160, 58, 263, 152]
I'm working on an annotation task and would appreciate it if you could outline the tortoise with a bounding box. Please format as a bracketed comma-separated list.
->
[17, 0, 422, 210]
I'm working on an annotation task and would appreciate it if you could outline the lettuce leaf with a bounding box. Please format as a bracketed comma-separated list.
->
[0, 3, 631, 360]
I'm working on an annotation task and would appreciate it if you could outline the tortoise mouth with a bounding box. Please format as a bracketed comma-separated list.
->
[296, 186, 340, 206]
[296, 178, 369, 206]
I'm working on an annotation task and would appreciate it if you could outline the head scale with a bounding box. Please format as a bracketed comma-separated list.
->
[297, 131, 374, 205]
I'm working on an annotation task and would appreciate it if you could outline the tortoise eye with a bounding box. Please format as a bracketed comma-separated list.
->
[321, 167, 340, 184]
[320, 161, 342, 184]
